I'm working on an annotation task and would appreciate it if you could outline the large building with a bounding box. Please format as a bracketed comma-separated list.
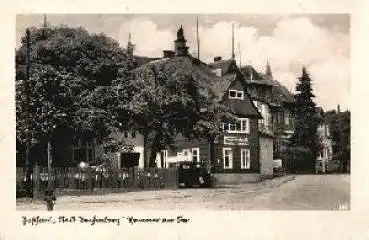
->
[129, 26, 277, 180]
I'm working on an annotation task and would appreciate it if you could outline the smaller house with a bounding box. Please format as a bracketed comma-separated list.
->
[316, 107, 333, 173]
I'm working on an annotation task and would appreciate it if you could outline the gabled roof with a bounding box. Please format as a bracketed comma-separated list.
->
[240, 65, 274, 86]
[209, 59, 235, 74]
[132, 56, 223, 100]
[132, 56, 260, 118]
[134, 55, 160, 67]
[210, 74, 236, 102]
[271, 80, 295, 103]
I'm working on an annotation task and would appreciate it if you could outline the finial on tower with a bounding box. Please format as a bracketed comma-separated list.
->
[266, 60, 273, 78]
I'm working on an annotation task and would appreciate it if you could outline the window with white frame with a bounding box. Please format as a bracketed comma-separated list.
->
[192, 148, 200, 162]
[229, 90, 244, 100]
[223, 148, 233, 169]
[241, 149, 250, 169]
[223, 118, 249, 133]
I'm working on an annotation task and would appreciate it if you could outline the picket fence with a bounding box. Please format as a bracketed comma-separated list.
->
[16, 166, 179, 197]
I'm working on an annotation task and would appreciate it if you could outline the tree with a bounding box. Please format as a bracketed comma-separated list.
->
[290, 67, 322, 172]
[127, 58, 233, 168]
[16, 25, 129, 172]
[325, 108, 351, 173]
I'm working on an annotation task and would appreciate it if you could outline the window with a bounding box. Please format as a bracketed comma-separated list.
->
[183, 149, 190, 157]
[284, 112, 290, 126]
[223, 118, 250, 133]
[223, 148, 233, 169]
[192, 148, 200, 162]
[215, 69, 222, 77]
[229, 90, 244, 100]
[241, 119, 248, 132]
[123, 131, 129, 138]
[241, 149, 250, 169]
[73, 140, 95, 163]
[229, 90, 237, 98]
[212, 69, 222, 77]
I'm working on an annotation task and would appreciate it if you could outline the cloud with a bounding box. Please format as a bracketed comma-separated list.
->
[16, 15, 350, 111]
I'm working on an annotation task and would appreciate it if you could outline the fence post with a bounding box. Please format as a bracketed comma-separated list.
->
[88, 167, 93, 192]
[133, 167, 138, 189]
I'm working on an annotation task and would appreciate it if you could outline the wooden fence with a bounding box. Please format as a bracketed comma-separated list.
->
[16, 166, 179, 198]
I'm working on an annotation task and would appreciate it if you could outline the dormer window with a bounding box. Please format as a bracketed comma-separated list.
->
[229, 90, 244, 100]
[212, 68, 222, 77]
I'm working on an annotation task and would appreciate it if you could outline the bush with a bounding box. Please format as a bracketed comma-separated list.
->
[284, 146, 314, 173]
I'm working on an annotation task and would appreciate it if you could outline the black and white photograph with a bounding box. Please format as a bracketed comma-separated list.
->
[14, 13, 351, 212]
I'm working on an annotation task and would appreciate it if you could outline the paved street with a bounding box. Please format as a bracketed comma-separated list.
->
[17, 174, 350, 211]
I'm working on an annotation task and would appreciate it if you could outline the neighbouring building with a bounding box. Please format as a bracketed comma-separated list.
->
[240, 62, 296, 161]
[210, 58, 275, 178]
[316, 107, 333, 173]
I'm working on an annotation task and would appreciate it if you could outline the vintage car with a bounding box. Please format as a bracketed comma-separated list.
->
[316, 160, 341, 174]
[176, 161, 212, 188]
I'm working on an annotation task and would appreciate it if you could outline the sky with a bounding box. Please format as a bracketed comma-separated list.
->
[16, 14, 350, 111]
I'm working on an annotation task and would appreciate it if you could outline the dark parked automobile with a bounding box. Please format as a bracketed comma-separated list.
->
[176, 161, 212, 188]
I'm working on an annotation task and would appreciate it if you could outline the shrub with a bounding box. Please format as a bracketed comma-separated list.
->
[284, 146, 314, 173]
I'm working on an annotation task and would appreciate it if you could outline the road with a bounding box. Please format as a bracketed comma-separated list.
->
[17, 174, 350, 211]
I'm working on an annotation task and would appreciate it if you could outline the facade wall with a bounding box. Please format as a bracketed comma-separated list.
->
[259, 136, 274, 178]
[110, 131, 145, 169]
[160, 118, 260, 174]
[214, 118, 259, 173]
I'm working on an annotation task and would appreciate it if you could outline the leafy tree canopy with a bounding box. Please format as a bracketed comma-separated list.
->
[16, 25, 128, 147]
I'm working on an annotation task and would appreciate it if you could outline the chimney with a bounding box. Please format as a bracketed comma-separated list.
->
[163, 50, 175, 58]
[214, 56, 222, 62]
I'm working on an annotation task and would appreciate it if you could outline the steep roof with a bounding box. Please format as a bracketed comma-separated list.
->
[210, 74, 236, 102]
[134, 55, 160, 67]
[132, 56, 260, 118]
[240, 65, 274, 86]
[132, 56, 223, 100]
[209, 59, 235, 74]
[271, 80, 295, 104]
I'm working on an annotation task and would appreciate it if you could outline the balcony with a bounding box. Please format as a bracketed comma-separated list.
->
[271, 122, 295, 135]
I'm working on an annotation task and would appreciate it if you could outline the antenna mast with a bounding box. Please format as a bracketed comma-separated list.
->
[232, 23, 235, 60]
[197, 16, 200, 60]
[238, 42, 241, 67]
[43, 14, 47, 28]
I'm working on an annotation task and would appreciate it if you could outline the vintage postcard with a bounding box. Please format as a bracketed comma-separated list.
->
[0, 0, 365, 239]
